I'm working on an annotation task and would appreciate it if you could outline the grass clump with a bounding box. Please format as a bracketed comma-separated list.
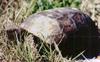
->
[0, 0, 83, 62]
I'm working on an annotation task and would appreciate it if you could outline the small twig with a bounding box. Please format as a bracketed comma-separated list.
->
[38, 42, 44, 53]
[72, 50, 85, 60]
[14, 6, 23, 21]
[15, 31, 20, 45]
[58, 33, 65, 45]
[81, 54, 90, 62]
[53, 41, 62, 58]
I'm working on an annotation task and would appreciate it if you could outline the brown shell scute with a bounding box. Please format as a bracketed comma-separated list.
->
[20, 14, 61, 44]
[20, 8, 91, 44]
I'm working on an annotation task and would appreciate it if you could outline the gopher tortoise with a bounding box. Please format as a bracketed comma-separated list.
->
[6, 7, 100, 59]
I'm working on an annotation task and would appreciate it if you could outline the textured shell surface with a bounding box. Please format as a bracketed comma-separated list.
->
[20, 7, 84, 44]
[20, 12, 61, 44]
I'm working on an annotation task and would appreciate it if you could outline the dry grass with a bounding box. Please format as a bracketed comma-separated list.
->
[80, 0, 100, 30]
[0, 0, 41, 62]
[0, 0, 65, 62]
[0, 0, 96, 62]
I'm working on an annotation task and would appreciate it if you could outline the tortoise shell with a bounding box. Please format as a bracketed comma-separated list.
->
[20, 7, 91, 44]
